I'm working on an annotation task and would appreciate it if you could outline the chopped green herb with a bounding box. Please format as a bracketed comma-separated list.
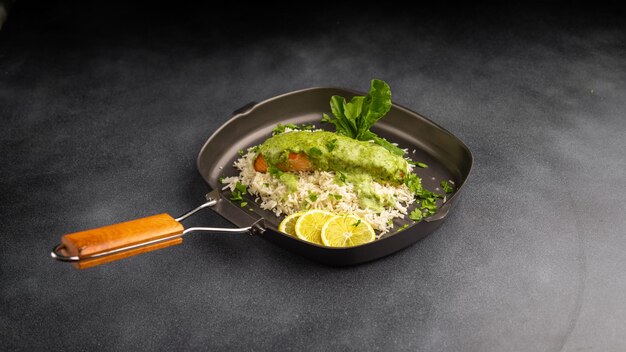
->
[397, 224, 410, 231]
[219, 177, 225, 184]
[336, 171, 347, 184]
[404, 174, 423, 194]
[308, 192, 318, 202]
[326, 138, 337, 152]
[240, 201, 248, 207]
[230, 181, 247, 202]
[251, 145, 260, 153]
[308, 147, 323, 157]
[272, 123, 296, 135]
[238, 149, 244, 156]
[235, 182, 247, 194]
[404, 172, 443, 217]
[407, 160, 429, 168]
[331, 194, 342, 200]
[353, 219, 362, 227]
[272, 123, 315, 135]
[268, 165, 282, 177]
[409, 208, 423, 221]
[420, 197, 438, 217]
[441, 180, 454, 193]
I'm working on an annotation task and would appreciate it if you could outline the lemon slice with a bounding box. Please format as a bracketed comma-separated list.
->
[278, 212, 303, 236]
[321, 215, 376, 247]
[294, 210, 335, 245]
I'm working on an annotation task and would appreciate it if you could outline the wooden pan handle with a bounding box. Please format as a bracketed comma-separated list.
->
[59, 213, 184, 269]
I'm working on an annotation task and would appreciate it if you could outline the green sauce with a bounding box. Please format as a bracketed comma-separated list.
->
[258, 131, 409, 210]
[278, 172, 299, 192]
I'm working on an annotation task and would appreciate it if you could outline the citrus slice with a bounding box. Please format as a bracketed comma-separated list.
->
[321, 215, 376, 247]
[294, 210, 335, 245]
[278, 212, 303, 236]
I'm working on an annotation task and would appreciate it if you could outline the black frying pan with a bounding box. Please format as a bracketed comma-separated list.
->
[51, 87, 473, 269]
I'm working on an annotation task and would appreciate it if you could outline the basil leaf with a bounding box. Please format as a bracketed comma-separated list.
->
[321, 79, 405, 156]
[344, 96, 365, 120]
[329, 96, 357, 137]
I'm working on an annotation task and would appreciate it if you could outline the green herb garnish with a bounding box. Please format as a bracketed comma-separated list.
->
[326, 138, 337, 152]
[407, 160, 429, 168]
[336, 171, 347, 184]
[240, 201, 248, 207]
[308, 147, 323, 157]
[230, 181, 247, 202]
[420, 197, 438, 217]
[308, 192, 318, 202]
[409, 208, 423, 221]
[441, 180, 454, 193]
[321, 79, 405, 156]
[268, 165, 282, 177]
[404, 174, 423, 194]
[272, 123, 315, 135]
[405, 173, 444, 217]
[235, 182, 247, 194]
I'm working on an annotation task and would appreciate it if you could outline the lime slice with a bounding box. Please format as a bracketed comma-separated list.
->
[278, 212, 303, 236]
[294, 210, 335, 245]
[321, 215, 376, 247]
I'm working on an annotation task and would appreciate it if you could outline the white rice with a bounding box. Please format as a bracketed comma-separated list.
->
[224, 145, 415, 235]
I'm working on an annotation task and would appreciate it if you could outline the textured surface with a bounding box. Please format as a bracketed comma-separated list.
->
[1, 3, 626, 351]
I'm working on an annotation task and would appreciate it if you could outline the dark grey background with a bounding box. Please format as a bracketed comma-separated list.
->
[1, 2, 625, 351]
